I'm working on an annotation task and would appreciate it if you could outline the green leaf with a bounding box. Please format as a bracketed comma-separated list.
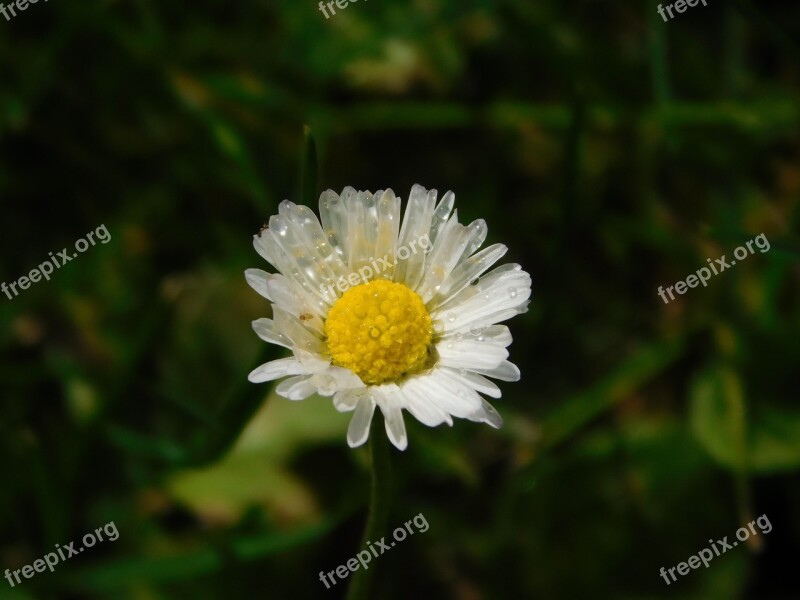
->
[168, 389, 350, 521]
[690, 364, 800, 473]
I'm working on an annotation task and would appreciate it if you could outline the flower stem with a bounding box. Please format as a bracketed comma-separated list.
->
[345, 418, 393, 600]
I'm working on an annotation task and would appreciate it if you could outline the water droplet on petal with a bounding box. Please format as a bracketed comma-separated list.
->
[469, 278, 480, 286]
[509, 287, 517, 298]
[447, 312, 456, 323]
[433, 320, 444, 333]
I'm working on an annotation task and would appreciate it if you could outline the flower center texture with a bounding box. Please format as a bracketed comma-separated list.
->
[324, 279, 433, 385]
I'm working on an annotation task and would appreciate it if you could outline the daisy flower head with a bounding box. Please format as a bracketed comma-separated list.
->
[245, 185, 531, 450]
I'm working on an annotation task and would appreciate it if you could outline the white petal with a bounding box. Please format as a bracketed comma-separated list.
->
[257, 228, 331, 317]
[347, 394, 376, 447]
[274, 212, 338, 307]
[437, 339, 509, 370]
[435, 264, 531, 332]
[252, 318, 291, 349]
[417, 212, 472, 303]
[400, 379, 453, 427]
[428, 190, 455, 248]
[439, 367, 502, 399]
[375, 389, 408, 451]
[467, 398, 503, 428]
[272, 306, 325, 354]
[253, 233, 275, 266]
[444, 324, 512, 346]
[372, 190, 400, 279]
[275, 375, 318, 400]
[319, 189, 350, 263]
[244, 268, 273, 301]
[346, 189, 382, 273]
[281, 201, 349, 274]
[264, 274, 300, 309]
[311, 365, 365, 396]
[266, 276, 325, 335]
[404, 372, 480, 419]
[472, 360, 521, 382]
[460, 218, 488, 261]
[248, 357, 306, 383]
[334, 389, 368, 412]
[293, 348, 331, 373]
[394, 185, 436, 290]
[426, 243, 507, 311]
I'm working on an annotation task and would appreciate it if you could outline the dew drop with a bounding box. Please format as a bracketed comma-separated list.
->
[433, 320, 444, 333]
[447, 312, 456, 323]
[446, 342, 454, 349]
[469, 277, 480, 286]
[271, 220, 288, 236]
[455, 332, 463, 341]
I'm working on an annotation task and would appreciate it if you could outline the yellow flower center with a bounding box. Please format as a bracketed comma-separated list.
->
[324, 279, 433, 385]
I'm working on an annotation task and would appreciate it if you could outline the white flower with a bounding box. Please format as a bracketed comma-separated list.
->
[246, 184, 531, 450]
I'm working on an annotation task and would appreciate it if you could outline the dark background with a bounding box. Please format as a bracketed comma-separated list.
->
[1, 0, 799, 598]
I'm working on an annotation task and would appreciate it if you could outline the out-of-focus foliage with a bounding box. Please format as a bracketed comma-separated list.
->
[1, 0, 798, 598]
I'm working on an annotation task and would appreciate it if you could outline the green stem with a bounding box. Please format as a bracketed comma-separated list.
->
[649, 3, 671, 106]
[300, 124, 318, 207]
[345, 418, 393, 600]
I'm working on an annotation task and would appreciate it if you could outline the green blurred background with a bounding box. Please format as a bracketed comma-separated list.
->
[1, 0, 799, 598]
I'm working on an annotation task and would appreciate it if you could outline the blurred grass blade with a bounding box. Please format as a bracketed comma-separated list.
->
[104, 424, 189, 464]
[650, 5, 671, 105]
[300, 124, 318, 207]
[183, 344, 276, 466]
[537, 336, 686, 452]
[65, 519, 336, 592]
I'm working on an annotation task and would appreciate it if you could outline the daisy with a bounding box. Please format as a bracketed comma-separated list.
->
[245, 184, 531, 450]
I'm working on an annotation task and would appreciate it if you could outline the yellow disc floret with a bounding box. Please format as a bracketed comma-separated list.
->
[325, 279, 432, 385]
